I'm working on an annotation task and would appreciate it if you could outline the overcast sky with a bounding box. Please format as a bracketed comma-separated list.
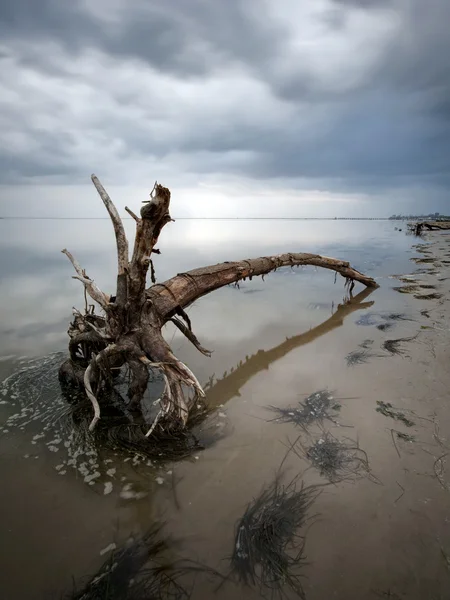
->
[0, 0, 449, 218]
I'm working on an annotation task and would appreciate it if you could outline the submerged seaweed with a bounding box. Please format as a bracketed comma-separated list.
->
[355, 312, 412, 329]
[376, 401, 415, 428]
[359, 339, 374, 349]
[230, 475, 318, 598]
[413, 292, 443, 300]
[63, 524, 218, 600]
[392, 285, 419, 294]
[411, 257, 436, 264]
[295, 433, 372, 483]
[382, 336, 416, 357]
[267, 390, 342, 430]
[346, 349, 378, 367]
[377, 323, 394, 332]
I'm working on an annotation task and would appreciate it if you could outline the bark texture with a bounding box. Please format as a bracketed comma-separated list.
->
[60, 175, 379, 434]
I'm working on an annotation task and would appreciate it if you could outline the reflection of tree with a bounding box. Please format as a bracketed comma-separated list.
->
[204, 288, 375, 408]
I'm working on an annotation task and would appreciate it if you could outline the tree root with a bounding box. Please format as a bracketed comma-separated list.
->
[60, 174, 379, 434]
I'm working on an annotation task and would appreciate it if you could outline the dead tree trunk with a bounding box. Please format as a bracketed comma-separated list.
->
[60, 175, 378, 435]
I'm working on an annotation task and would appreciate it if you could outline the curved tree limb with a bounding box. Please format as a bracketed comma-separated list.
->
[61, 176, 380, 435]
[148, 252, 378, 320]
[62, 249, 110, 309]
[91, 174, 129, 304]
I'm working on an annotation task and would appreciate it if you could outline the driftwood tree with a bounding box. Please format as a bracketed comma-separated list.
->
[60, 175, 378, 435]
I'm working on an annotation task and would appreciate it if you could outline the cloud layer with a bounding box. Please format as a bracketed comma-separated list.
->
[0, 0, 449, 215]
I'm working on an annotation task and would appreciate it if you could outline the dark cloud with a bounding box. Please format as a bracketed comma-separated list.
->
[0, 0, 449, 209]
[331, 0, 394, 8]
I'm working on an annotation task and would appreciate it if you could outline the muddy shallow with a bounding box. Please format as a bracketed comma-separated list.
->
[1, 220, 450, 599]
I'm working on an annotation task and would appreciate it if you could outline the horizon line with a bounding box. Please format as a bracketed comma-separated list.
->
[0, 216, 402, 221]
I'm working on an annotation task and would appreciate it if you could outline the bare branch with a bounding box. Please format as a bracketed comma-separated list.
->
[148, 252, 379, 319]
[84, 363, 100, 431]
[91, 174, 129, 275]
[125, 206, 140, 223]
[91, 174, 130, 305]
[62, 249, 110, 309]
[170, 316, 212, 357]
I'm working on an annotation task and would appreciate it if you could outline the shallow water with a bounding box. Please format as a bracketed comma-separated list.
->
[1, 219, 449, 599]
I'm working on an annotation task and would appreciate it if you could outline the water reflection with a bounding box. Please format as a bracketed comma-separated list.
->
[0, 219, 436, 600]
[204, 287, 374, 409]
[0, 219, 410, 357]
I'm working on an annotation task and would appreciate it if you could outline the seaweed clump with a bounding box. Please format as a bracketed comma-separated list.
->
[63, 524, 211, 600]
[346, 349, 377, 367]
[382, 336, 417, 357]
[230, 475, 319, 598]
[376, 401, 415, 428]
[413, 292, 443, 300]
[267, 390, 341, 430]
[295, 433, 372, 483]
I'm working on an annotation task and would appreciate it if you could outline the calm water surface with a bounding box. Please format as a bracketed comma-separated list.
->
[0, 219, 448, 599]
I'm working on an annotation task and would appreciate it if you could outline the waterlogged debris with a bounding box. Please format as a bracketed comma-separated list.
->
[359, 339, 374, 349]
[377, 322, 395, 332]
[376, 401, 415, 428]
[296, 433, 373, 483]
[395, 431, 415, 442]
[230, 475, 318, 598]
[346, 349, 377, 367]
[63, 524, 216, 600]
[387, 313, 413, 322]
[267, 390, 342, 430]
[411, 257, 436, 264]
[355, 313, 380, 326]
[382, 336, 417, 356]
[393, 285, 420, 294]
[356, 312, 412, 330]
[414, 292, 443, 300]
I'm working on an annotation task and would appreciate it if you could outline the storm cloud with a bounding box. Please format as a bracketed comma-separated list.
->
[0, 0, 449, 215]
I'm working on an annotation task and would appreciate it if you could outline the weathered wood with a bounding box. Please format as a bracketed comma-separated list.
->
[61, 175, 379, 433]
[148, 253, 378, 319]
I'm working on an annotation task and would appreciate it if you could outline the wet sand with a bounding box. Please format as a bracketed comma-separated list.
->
[1, 227, 450, 599]
[158, 231, 450, 600]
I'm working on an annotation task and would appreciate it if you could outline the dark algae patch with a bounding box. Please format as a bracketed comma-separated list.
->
[295, 432, 373, 484]
[230, 475, 318, 599]
[267, 389, 342, 430]
[382, 336, 417, 357]
[376, 401, 415, 428]
[62, 524, 219, 600]
[413, 292, 443, 300]
[346, 349, 377, 367]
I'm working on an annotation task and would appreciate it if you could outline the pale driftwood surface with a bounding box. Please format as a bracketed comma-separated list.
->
[148, 253, 377, 319]
[61, 174, 379, 434]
